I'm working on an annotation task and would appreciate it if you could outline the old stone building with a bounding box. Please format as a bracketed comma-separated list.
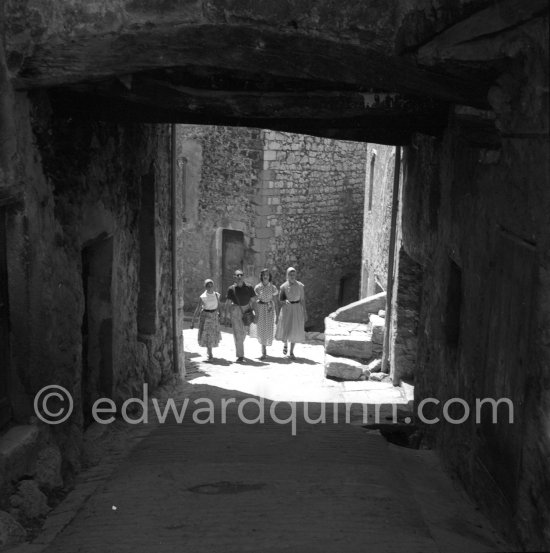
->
[0, 102, 184, 480]
[360, 144, 397, 298]
[0, 0, 548, 550]
[177, 125, 366, 329]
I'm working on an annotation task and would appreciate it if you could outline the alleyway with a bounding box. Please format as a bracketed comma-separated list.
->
[11, 326, 509, 553]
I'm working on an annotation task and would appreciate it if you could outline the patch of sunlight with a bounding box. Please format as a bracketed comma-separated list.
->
[182, 327, 407, 405]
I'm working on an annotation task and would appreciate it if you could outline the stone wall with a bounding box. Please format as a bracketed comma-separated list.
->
[400, 14, 550, 549]
[1, 89, 179, 494]
[360, 145, 396, 298]
[260, 131, 367, 330]
[176, 125, 263, 307]
[178, 126, 367, 330]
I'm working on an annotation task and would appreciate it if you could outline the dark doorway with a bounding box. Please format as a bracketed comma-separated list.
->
[0, 208, 11, 428]
[338, 274, 359, 307]
[221, 230, 244, 299]
[81, 234, 114, 427]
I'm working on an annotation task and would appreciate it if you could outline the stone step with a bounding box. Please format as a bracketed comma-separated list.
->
[324, 355, 389, 382]
[369, 314, 385, 345]
[324, 354, 369, 381]
[329, 291, 386, 323]
[324, 317, 384, 360]
[324, 317, 370, 337]
[325, 335, 374, 361]
[325, 316, 384, 342]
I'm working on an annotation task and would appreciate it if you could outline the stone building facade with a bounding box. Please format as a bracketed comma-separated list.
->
[0, 90, 182, 498]
[177, 126, 367, 330]
[360, 144, 397, 298]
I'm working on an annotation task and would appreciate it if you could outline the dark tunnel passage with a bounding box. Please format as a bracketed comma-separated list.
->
[0, 1, 548, 551]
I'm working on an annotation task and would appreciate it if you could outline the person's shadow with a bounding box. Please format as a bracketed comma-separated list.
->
[206, 358, 232, 366]
[239, 358, 267, 367]
[285, 356, 319, 365]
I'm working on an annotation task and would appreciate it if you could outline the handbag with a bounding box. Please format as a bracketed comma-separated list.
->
[235, 285, 255, 326]
[242, 309, 255, 326]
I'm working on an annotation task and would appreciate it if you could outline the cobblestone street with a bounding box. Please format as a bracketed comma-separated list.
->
[9, 325, 509, 553]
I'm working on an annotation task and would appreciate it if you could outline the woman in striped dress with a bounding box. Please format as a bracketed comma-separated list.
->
[252, 269, 278, 360]
[191, 279, 222, 361]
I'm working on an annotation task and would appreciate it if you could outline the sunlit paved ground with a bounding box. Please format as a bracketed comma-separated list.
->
[10, 324, 510, 553]
[183, 323, 408, 408]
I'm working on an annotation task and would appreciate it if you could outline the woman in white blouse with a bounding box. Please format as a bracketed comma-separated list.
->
[191, 279, 222, 361]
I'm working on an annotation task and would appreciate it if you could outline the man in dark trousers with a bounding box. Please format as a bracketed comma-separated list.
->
[223, 269, 256, 362]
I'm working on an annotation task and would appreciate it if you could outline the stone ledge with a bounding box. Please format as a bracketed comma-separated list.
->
[324, 317, 371, 338]
[329, 292, 386, 323]
[0, 426, 41, 487]
[325, 335, 373, 361]
[324, 355, 368, 381]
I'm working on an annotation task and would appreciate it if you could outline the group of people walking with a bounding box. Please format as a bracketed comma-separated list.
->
[190, 267, 307, 362]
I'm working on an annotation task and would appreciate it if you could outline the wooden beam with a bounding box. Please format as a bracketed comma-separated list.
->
[63, 75, 448, 121]
[48, 87, 448, 145]
[16, 24, 489, 107]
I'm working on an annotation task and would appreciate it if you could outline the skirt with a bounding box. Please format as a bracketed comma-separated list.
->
[275, 302, 305, 343]
[198, 310, 221, 348]
[250, 302, 276, 346]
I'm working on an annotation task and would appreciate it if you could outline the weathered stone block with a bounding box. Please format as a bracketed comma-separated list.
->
[331, 292, 386, 323]
[254, 204, 275, 216]
[255, 227, 274, 239]
[260, 169, 275, 180]
[0, 511, 26, 548]
[325, 335, 373, 360]
[34, 446, 63, 490]
[369, 314, 385, 345]
[324, 317, 370, 337]
[0, 426, 40, 485]
[324, 355, 365, 380]
[368, 358, 383, 372]
[10, 480, 50, 520]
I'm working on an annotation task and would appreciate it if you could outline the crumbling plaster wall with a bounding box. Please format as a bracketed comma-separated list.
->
[360, 144, 396, 298]
[401, 16, 549, 549]
[3, 90, 175, 476]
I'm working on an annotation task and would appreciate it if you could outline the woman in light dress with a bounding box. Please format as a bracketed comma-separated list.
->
[252, 269, 279, 360]
[191, 279, 222, 361]
[275, 267, 307, 359]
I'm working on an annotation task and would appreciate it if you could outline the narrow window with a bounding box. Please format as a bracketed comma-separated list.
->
[368, 151, 377, 211]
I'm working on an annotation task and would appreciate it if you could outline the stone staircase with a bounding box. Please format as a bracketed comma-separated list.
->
[324, 292, 388, 381]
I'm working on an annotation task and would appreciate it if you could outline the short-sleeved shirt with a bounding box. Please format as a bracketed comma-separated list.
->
[200, 290, 219, 310]
[227, 283, 256, 306]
